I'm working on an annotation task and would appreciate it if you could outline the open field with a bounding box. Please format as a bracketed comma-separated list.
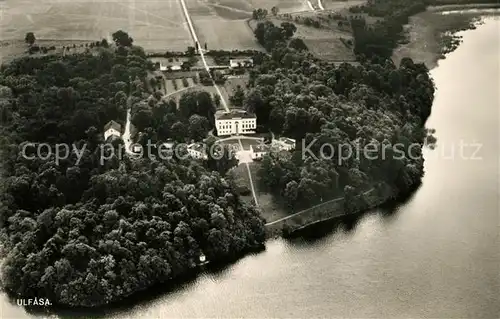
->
[0, 0, 192, 53]
[0, 38, 92, 63]
[245, 0, 310, 13]
[321, 0, 366, 11]
[184, 0, 263, 51]
[288, 21, 355, 61]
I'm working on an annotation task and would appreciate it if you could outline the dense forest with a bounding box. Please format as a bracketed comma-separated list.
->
[0, 0, 457, 308]
[250, 6, 435, 210]
[0, 34, 265, 307]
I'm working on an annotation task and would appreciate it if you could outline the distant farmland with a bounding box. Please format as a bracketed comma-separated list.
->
[0, 0, 192, 52]
[185, 0, 264, 51]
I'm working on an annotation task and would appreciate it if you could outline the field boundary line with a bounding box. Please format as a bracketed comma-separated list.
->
[116, 1, 185, 28]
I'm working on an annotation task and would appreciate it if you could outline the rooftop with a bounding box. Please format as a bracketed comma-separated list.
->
[279, 137, 296, 146]
[161, 141, 175, 149]
[188, 143, 206, 153]
[230, 58, 253, 63]
[104, 120, 121, 132]
[251, 144, 271, 153]
[216, 110, 256, 120]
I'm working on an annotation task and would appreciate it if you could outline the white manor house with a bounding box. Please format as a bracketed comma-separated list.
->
[215, 109, 257, 136]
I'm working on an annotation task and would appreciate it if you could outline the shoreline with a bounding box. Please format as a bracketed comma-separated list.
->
[275, 5, 500, 237]
[392, 4, 499, 69]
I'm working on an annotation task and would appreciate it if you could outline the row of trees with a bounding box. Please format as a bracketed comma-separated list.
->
[0, 31, 265, 306]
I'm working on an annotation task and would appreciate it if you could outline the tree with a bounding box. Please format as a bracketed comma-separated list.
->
[187, 46, 196, 56]
[101, 38, 109, 48]
[213, 94, 221, 109]
[188, 114, 210, 140]
[289, 38, 308, 51]
[229, 85, 245, 107]
[280, 22, 297, 39]
[112, 30, 133, 47]
[284, 180, 299, 208]
[271, 6, 279, 16]
[171, 121, 188, 142]
[252, 8, 268, 20]
[205, 138, 238, 175]
[25, 32, 36, 46]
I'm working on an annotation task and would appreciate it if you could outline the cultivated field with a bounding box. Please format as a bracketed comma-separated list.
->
[185, 0, 263, 51]
[321, 0, 366, 11]
[245, 0, 310, 13]
[0, 0, 192, 52]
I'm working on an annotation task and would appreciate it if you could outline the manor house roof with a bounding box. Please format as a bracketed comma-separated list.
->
[216, 110, 256, 120]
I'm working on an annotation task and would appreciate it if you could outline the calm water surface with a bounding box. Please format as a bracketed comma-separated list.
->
[1, 16, 499, 319]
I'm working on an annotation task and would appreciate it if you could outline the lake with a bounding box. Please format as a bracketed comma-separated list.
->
[1, 15, 499, 319]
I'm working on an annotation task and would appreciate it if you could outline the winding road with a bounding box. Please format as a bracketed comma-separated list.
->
[317, 0, 325, 10]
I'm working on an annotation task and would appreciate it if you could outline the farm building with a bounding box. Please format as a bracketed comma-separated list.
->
[273, 137, 296, 151]
[159, 63, 182, 72]
[229, 58, 253, 69]
[151, 58, 182, 72]
[187, 143, 207, 159]
[215, 110, 257, 136]
[161, 141, 175, 150]
[104, 120, 121, 141]
[250, 144, 271, 160]
[157, 141, 175, 157]
[132, 145, 142, 153]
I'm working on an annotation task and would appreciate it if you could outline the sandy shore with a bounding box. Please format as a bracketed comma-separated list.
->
[392, 5, 499, 69]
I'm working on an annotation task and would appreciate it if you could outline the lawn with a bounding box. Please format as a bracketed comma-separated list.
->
[247, 162, 289, 223]
[0, 0, 192, 52]
[227, 164, 254, 204]
[238, 138, 263, 151]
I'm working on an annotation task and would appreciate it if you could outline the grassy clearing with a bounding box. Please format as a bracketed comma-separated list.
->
[288, 20, 356, 61]
[238, 138, 262, 151]
[225, 76, 249, 91]
[247, 163, 289, 223]
[228, 164, 254, 204]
